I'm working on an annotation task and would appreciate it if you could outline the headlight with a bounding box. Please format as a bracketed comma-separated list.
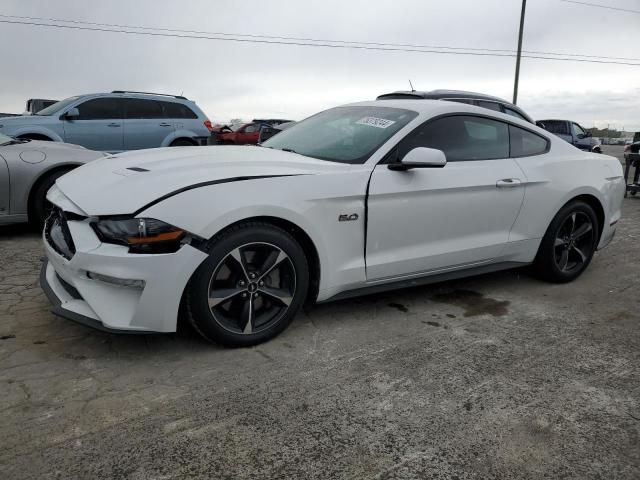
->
[91, 218, 185, 253]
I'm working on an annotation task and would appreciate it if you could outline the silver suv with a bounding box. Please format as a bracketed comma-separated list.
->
[0, 91, 213, 153]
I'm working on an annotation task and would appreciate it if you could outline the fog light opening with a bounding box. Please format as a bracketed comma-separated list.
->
[86, 271, 145, 289]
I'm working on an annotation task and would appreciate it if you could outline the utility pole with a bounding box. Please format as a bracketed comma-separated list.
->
[513, 0, 527, 105]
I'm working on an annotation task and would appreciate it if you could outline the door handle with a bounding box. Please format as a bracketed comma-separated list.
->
[496, 178, 522, 188]
[159, 122, 172, 127]
[107, 123, 121, 127]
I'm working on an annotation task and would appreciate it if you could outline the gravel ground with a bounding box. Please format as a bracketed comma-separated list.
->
[0, 146, 638, 479]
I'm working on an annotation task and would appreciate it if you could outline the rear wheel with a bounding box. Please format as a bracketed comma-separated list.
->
[170, 138, 195, 147]
[534, 201, 599, 283]
[186, 222, 309, 347]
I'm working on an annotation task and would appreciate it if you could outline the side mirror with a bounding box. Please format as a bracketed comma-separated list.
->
[388, 147, 447, 171]
[584, 131, 592, 138]
[62, 108, 79, 120]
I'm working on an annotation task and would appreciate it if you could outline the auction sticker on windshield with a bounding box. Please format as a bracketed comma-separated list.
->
[356, 117, 396, 129]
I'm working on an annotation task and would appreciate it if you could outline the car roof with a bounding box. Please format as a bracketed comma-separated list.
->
[377, 89, 509, 103]
[376, 89, 533, 122]
[344, 99, 542, 129]
[73, 92, 193, 103]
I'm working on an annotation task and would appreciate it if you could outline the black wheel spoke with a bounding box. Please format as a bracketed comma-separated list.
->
[569, 213, 577, 235]
[259, 286, 293, 307]
[208, 288, 244, 308]
[558, 248, 569, 271]
[573, 222, 592, 239]
[229, 247, 250, 282]
[241, 297, 254, 334]
[258, 249, 289, 281]
[572, 245, 587, 263]
[553, 210, 595, 274]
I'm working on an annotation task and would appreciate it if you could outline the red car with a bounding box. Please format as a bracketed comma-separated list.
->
[215, 123, 262, 145]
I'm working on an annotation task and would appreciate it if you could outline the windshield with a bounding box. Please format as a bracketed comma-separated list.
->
[0, 133, 14, 145]
[36, 96, 81, 116]
[262, 106, 418, 164]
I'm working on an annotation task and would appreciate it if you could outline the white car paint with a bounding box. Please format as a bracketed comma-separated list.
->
[41, 100, 625, 333]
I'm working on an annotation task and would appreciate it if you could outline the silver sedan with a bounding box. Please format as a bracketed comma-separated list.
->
[0, 132, 106, 226]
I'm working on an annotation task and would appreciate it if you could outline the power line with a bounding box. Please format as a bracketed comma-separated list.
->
[1, 13, 639, 62]
[1, 18, 640, 66]
[560, 0, 640, 14]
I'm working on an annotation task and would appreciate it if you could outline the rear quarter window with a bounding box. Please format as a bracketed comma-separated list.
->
[509, 125, 549, 157]
[163, 102, 198, 119]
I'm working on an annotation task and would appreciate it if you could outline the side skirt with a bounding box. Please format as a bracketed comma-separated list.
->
[320, 261, 529, 303]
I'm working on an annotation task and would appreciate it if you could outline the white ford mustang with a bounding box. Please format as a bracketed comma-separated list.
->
[40, 100, 625, 346]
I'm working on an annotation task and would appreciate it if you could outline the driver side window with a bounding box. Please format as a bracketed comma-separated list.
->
[572, 123, 586, 137]
[397, 115, 509, 162]
[76, 98, 124, 120]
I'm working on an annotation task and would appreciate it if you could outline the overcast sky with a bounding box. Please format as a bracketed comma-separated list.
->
[1, 0, 639, 130]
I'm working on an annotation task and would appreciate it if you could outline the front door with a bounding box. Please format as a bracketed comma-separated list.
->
[62, 98, 124, 152]
[571, 122, 591, 150]
[366, 115, 526, 281]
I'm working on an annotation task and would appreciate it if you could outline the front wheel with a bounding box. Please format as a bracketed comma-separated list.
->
[534, 201, 599, 283]
[186, 222, 309, 347]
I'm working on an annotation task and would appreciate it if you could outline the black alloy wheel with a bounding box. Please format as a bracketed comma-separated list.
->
[186, 222, 309, 347]
[534, 200, 599, 283]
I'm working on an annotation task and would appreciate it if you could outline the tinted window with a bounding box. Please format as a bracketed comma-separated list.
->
[572, 123, 586, 137]
[124, 99, 164, 119]
[245, 124, 260, 133]
[542, 120, 569, 135]
[76, 98, 124, 120]
[38, 96, 81, 116]
[476, 100, 502, 112]
[509, 125, 548, 157]
[163, 101, 197, 119]
[504, 107, 528, 121]
[399, 115, 509, 162]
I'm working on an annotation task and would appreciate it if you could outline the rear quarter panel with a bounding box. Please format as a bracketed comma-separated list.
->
[511, 141, 624, 253]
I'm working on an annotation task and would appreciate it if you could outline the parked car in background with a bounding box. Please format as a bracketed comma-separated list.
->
[258, 121, 297, 143]
[41, 99, 623, 346]
[0, 132, 106, 226]
[377, 89, 534, 123]
[624, 132, 640, 186]
[211, 119, 294, 145]
[24, 98, 58, 115]
[0, 91, 213, 153]
[537, 119, 602, 153]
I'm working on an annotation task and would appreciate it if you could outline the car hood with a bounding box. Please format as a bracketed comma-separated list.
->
[55, 146, 351, 216]
[24, 139, 88, 151]
[0, 115, 56, 126]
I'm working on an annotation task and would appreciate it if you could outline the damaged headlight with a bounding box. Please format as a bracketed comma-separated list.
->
[91, 218, 186, 253]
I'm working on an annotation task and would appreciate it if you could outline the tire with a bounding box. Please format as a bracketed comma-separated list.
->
[170, 139, 195, 147]
[29, 169, 73, 227]
[18, 134, 53, 142]
[186, 222, 309, 347]
[533, 200, 599, 283]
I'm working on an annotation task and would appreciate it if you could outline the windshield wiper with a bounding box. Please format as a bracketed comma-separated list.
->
[280, 148, 297, 154]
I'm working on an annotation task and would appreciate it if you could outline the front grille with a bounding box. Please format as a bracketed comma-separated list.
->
[45, 208, 76, 260]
